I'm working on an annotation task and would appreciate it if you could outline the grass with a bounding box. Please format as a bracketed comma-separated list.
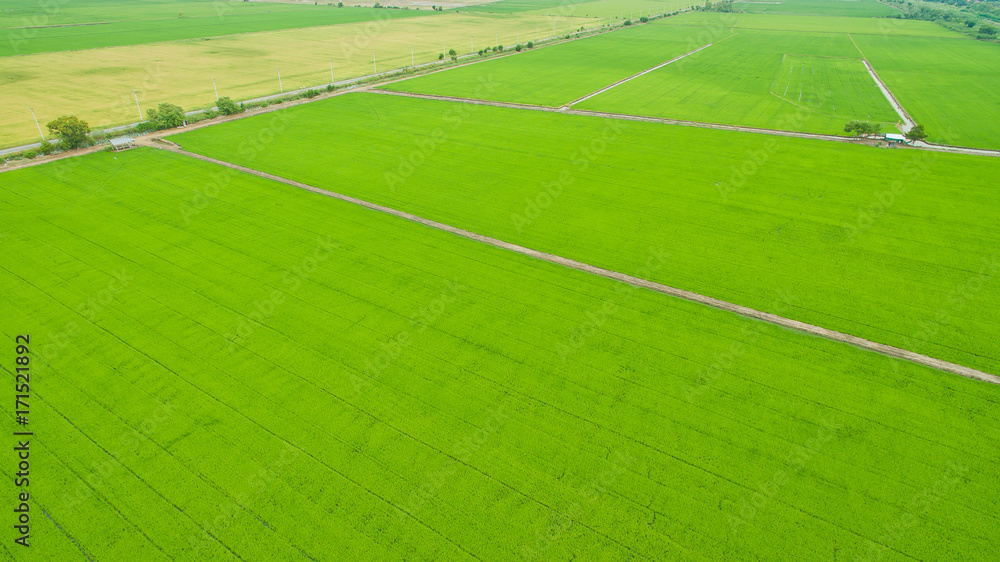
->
[664, 10, 964, 36]
[854, 33, 1000, 150]
[169, 93, 1000, 375]
[739, 0, 900, 17]
[0, 10, 585, 148]
[381, 21, 712, 106]
[576, 29, 901, 134]
[2, 147, 999, 559]
[0, 4, 432, 57]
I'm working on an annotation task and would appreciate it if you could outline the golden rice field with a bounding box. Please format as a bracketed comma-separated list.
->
[0, 10, 615, 148]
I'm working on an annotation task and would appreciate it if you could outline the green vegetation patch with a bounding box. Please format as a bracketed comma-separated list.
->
[382, 21, 710, 106]
[771, 54, 898, 122]
[2, 148, 998, 560]
[1, 1, 432, 57]
[738, 0, 899, 18]
[855, 33, 1000, 150]
[170, 93, 1000, 374]
[577, 30, 900, 134]
[665, 10, 964, 36]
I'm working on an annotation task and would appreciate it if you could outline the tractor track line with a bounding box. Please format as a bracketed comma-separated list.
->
[144, 139, 1000, 386]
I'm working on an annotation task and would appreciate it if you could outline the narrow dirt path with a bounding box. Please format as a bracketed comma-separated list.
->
[861, 59, 915, 133]
[142, 140, 1000, 386]
[370, 89, 1000, 157]
[564, 42, 718, 108]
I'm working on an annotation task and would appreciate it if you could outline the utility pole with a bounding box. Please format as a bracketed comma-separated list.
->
[212, 75, 219, 100]
[330, 61, 335, 84]
[373, 51, 377, 74]
[411, 46, 414, 66]
[28, 107, 44, 141]
[132, 89, 142, 120]
[277, 67, 283, 93]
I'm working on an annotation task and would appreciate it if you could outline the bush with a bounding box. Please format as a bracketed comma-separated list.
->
[640, 16, 648, 22]
[498, 44, 504, 52]
[980, 24, 997, 35]
[24, 150, 38, 159]
[448, 48, 457, 56]
[45, 115, 91, 149]
[39, 141, 55, 155]
[492, 45, 498, 52]
[451, 55, 457, 61]
[439, 52, 444, 59]
[326, 84, 335, 92]
[624, 19, 632, 26]
[515, 44, 522, 51]
[147, 102, 185, 130]
[905, 124, 927, 141]
[526, 41, 533, 48]
[216, 96, 240, 115]
[844, 120, 882, 137]
[303, 89, 320, 98]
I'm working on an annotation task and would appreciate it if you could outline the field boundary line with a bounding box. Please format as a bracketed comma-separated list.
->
[369, 89, 1000, 157]
[562, 40, 721, 108]
[860, 58, 916, 132]
[145, 140, 1000, 386]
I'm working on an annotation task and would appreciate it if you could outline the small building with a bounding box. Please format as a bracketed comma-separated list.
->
[884, 133, 909, 146]
[109, 136, 136, 152]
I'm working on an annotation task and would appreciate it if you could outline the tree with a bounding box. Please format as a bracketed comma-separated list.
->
[448, 48, 456, 56]
[45, 115, 91, 149]
[147, 102, 185, 130]
[216, 96, 240, 116]
[438, 52, 444, 59]
[980, 24, 997, 35]
[844, 120, 882, 138]
[905, 124, 927, 141]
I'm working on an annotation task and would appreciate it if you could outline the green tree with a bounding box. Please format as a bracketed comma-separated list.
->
[448, 48, 456, 56]
[905, 124, 927, 141]
[45, 115, 91, 149]
[148, 102, 186, 130]
[216, 96, 240, 116]
[844, 120, 882, 138]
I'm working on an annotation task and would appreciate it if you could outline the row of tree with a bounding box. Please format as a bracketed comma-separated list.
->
[844, 121, 928, 141]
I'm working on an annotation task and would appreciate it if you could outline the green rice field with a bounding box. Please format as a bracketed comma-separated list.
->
[381, 21, 712, 106]
[0, 0, 433, 57]
[664, 10, 964, 36]
[853, 33, 1000, 150]
[738, 0, 899, 17]
[170, 93, 1000, 375]
[1, 148, 998, 560]
[577, 29, 901, 134]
